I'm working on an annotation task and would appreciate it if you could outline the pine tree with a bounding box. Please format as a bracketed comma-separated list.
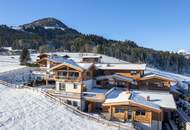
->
[20, 48, 31, 65]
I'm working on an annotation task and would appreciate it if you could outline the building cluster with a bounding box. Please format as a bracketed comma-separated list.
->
[34, 53, 177, 130]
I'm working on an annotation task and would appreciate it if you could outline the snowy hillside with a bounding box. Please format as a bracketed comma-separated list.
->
[0, 85, 116, 130]
[0, 55, 25, 73]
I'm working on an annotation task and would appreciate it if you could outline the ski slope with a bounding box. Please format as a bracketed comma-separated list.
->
[0, 85, 116, 130]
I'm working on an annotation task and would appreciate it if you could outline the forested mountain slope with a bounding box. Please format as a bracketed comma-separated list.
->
[0, 17, 189, 74]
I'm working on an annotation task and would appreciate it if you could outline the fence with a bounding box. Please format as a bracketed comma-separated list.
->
[0, 80, 136, 130]
[26, 86, 136, 130]
[0, 80, 17, 88]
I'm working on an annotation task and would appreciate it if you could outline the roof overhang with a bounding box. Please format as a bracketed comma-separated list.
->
[49, 63, 84, 72]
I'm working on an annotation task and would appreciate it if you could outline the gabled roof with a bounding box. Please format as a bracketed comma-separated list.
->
[49, 59, 94, 72]
[38, 53, 49, 58]
[103, 89, 131, 105]
[131, 90, 176, 110]
[36, 57, 48, 63]
[141, 73, 176, 82]
[96, 63, 146, 71]
[103, 89, 176, 111]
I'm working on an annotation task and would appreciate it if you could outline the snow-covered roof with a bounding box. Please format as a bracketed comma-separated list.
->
[104, 88, 131, 105]
[130, 92, 160, 110]
[131, 90, 176, 110]
[77, 63, 94, 70]
[112, 74, 134, 82]
[96, 74, 134, 83]
[48, 57, 68, 63]
[86, 88, 109, 94]
[82, 55, 102, 58]
[141, 73, 175, 81]
[96, 63, 146, 70]
[103, 89, 176, 111]
[49, 58, 94, 71]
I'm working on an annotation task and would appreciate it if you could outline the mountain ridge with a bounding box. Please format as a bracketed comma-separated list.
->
[0, 17, 189, 74]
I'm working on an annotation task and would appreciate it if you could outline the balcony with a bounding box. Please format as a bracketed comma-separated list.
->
[83, 92, 106, 102]
[47, 89, 82, 99]
[54, 75, 81, 82]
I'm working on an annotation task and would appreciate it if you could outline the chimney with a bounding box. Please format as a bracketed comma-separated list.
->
[107, 63, 111, 67]
[147, 96, 150, 101]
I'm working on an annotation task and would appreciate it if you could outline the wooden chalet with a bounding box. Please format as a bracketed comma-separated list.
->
[49, 60, 96, 110]
[101, 89, 176, 130]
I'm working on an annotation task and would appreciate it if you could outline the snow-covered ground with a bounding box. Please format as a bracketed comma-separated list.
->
[0, 84, 117, 130]
[30, 52, 127, 64]
[0, 55, 25, 73]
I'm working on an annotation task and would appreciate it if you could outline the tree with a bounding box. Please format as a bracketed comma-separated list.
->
[20, 48, 31, 65]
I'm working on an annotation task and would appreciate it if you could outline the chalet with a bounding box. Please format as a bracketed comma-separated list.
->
[36, 53, 49, 68]
[138, 73, 176, 91]
[96, 63, 146, 78]
[102, 88, 176, 130]
[49, 59, 95, 110]
[95, 64, 146, 89]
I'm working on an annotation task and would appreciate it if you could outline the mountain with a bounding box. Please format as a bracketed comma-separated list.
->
[21, 17, 68, 29]
[0, 17, 190, 74]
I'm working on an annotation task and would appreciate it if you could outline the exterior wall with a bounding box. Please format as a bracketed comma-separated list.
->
[97, 69, 144, 79]
[83, 79, 94, 90]
[56, 81, 82, 93]
[138, 78, 171, 91]
[102, 105, 160, 123]
[65, 98, 82, 110]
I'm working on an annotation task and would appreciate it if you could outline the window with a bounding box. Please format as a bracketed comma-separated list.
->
[74, 84, 78, 89]
[67, 100, 71, 105]
[59, 83, 65, 91]
[115, 108, 125, 113]
[73, 101, 78, 107]
[136, 110, 146, 116]
[131, 70, 137, 75]
[69, 72, 79, 80]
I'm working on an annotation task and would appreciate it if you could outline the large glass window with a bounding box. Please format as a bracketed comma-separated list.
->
[115, 107, 125, 113]
[136, 110, 146, 116]
[69, 72, 79, 80]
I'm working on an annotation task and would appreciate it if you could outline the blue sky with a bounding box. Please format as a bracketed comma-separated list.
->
[0, 0, 190, 51]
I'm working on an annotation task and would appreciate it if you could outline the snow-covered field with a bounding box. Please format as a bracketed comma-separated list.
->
[0, 85, 117, 130]
[0, 55, 25, 73]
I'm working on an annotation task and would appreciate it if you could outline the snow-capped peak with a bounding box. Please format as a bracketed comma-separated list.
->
[177, 49, 190, 55]
[44, 26, 65, 31]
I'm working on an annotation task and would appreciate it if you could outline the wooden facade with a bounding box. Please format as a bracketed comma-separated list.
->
[102, 103, 162, 124]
